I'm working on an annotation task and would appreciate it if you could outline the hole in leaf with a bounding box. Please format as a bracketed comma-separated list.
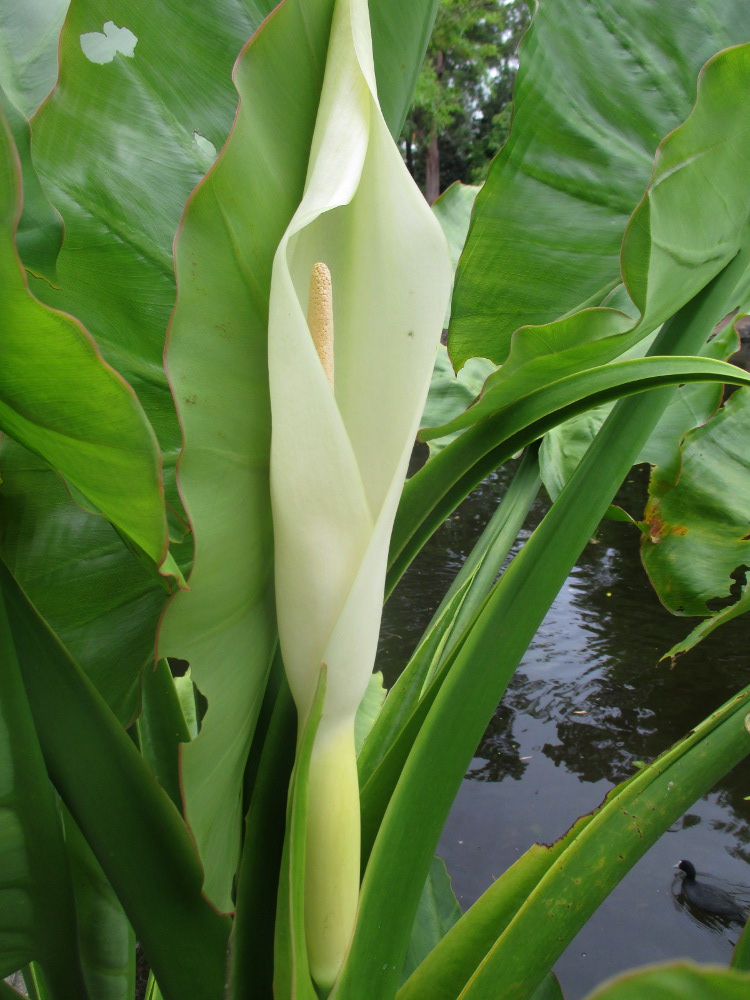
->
[80, 21, 137, 64]
[192, 131, 217, 164]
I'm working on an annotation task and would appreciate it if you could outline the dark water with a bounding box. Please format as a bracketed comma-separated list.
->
[378, 460, 750, 998]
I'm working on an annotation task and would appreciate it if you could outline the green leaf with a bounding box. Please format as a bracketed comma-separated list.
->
[136, 659, 191, 812]
[731, 908, 750, 971]
[439, 29, 750, 445]
[273, 672, 326, 1000]
[450, 0, 750, 366]
[0, 441, 167, 724]
[0, 567, 87, 996]
[359, 447, 540, 826]
[0, 107, 168, 567]
[581, 962, 750, 1000]
[642, 386, 750, 618]
[158, 0, 337, 914]
[663, 580, 750, 663]
[231, 677, 297, 1000]
[389, 354, 750, 595]
[539, 321, 738, 502]
[1, 562, 231, 1000]
[0, 0, 68, 117]
[370, 0, 441, 139]
[62, 811, 136, 1000]
[0, 0, 278, 725]
[0, 87, 62, 282]
[401, 857, 460, 986]
[420, 346, 495, 458]
[355, 673, 387, 756]
[432, 181, 480, 276]
[530, 974, 565, 1000]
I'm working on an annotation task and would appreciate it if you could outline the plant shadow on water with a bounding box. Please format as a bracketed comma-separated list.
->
[378, 459, 750, 999]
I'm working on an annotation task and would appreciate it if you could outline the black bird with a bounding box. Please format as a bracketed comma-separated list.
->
[674, 860, 748, 924]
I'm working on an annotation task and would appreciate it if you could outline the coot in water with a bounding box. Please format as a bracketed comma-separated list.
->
[674, 860, 748, 924]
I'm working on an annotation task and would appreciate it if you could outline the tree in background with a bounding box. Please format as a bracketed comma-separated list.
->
[402, 0, 531, 202]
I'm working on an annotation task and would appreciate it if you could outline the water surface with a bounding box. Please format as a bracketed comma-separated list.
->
[379, 461, 750, 997]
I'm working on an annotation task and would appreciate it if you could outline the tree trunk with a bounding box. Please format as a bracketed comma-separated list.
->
[425, 130, 440, 204]
[425, 49, 444, 204]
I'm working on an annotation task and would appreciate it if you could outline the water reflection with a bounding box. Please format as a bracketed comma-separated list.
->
[378, 458, 750, 997]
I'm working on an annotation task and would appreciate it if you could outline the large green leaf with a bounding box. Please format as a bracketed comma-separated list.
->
[582, 963, 750, 1000]
[642, 386, 750, 617]
[0, 85, 62, 281]
[0, 0, 274, 715]
[63, 811, 136, 1000]
[0, 442, 166, 724]
[0, 106, 167, 567]
[1, 563, 231, 1000]
[420, 346, 495, 458]
[449, 0, 750, 366]
[436, 41, 750, 440]
[0, 569, 87, 997]
[0, 0, 68, 117]
[401, 858, 460, 986]
[538, 320, 738, 501]
[389, 354, 750, 595]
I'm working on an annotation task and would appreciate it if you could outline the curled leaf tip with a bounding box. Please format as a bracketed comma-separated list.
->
[307, 261, 334, 389]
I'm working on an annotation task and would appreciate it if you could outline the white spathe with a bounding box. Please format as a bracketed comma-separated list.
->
[269, 0, 451, 735]
[268, 0, 451, 988]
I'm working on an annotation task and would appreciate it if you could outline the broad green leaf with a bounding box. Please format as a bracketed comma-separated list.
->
[0, 0, 68, 117]
[642, 386, 750, 617]
[450, 0, 750, 366]
[0, 0, 274, 720]
[0, 567, 87, 996]
[0, 442, 166, 724]
[432, 181, 480, 275]
[28, 0, 266, 488]
[369, 0, 440, 140]
[0, 87, 61, 281]
[401, 857, 460, 986]
[63, 811, 136, 1000]
[539, 321, 738, 501]
[0, 108, 167, 567]
[157, 0, 336, 915]
[267, 0, 450, 983]
[390, 354, 750, 595]
[1, 563, 230, 1000]
[435, 42, 750, 441]
[582, 962, 750, 1000]
[420, 346, 495, 458]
